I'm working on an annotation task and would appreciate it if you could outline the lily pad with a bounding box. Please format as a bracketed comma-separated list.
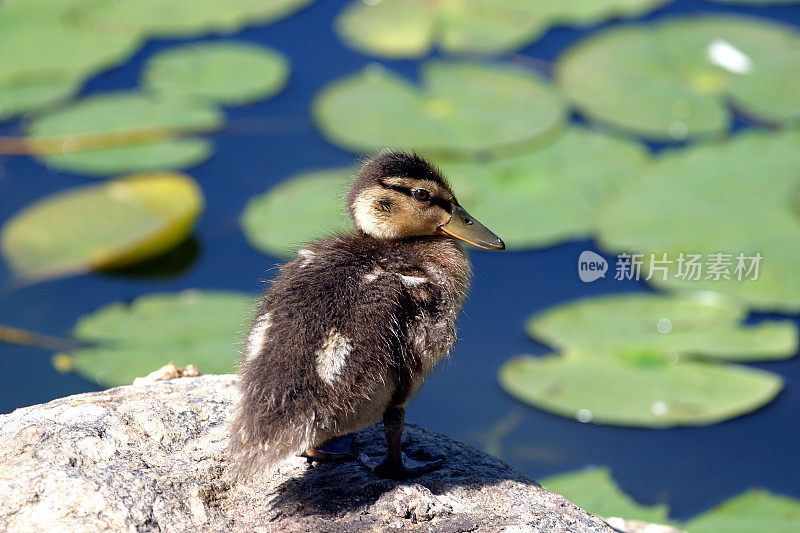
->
[557, 16, 800, 140]
[597, 129, 800, 313]
[0, 75, 79, 123]
[0, 0, 311, 120]
[62, 291, 253, 387]
[143, 42, 289, 105]
[336, 0, 668, 58]
[0, 173, 204, 280]
[69, 0, 315, 39]
[540, 467, 670, 524]
[540, 470, 800, 530]
[685, 489, 800, 533]
[27, 92, 223, 176]
[499, 352, 782, 427]
[241, 169, 353, 257]
[527, 292, 798, 362]
[313, 61, 565, 155]
[440, 127, 649, 250]
[501, 291, 793, 427]
[0, 1, 141, 78]
[0, 1, 142, 121]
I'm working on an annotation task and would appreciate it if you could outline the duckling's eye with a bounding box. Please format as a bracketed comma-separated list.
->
[412, 189, 430, 202]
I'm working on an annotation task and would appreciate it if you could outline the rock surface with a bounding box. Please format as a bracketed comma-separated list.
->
[0, 374, 615, 532]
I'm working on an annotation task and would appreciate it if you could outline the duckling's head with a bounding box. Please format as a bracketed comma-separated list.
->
[347, 152, 505, 250]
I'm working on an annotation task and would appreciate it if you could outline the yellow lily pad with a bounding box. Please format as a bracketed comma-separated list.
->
[0, 172, 204, 280]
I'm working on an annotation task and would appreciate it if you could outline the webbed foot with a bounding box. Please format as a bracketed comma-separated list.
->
[358, 405, 443, 479]
[358, 452, 444, 480]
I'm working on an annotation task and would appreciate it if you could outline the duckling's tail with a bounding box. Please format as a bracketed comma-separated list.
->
[227, 394, 318, 481]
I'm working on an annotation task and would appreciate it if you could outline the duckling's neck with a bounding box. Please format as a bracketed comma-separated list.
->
[403, 235, 472, 305]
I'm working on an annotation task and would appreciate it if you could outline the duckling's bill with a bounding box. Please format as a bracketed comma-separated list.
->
[436, 204, 505, 251]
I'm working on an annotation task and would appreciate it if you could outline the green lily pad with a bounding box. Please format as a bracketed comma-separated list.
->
[241, 169, 353, 257]
[0, 75, 79, 122]
[597, 129, 800, 313]
[62, 291, 253, 387]
[0, 172, 204, 280]
[540, 467, 670, 524]
[0, 1, 141, 79]
[503, 291, 794, 427]
[527, 292, 798, 362]
[27, 92, 223, 176]
[143, 42, 289, 105]
[499, 352, 783, 427]
[440, 127, 649, 250]
[313, 61, 565, 155]
[70, 0, 315, 39]
[0, 1, 142, 121]
[540, 470, 800, 530]
[556, 16, 800, 140]
[335, 0, 668, 58]
[685, 489, 800, 533]
[0, 0, 311, 120]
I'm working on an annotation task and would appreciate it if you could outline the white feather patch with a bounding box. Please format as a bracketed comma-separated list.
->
[423, 262, 448, 289]
[398, 274, 427, 287]
[315, 328, 351, 385]
[245, 312, 272, 362]
[364, 266, 385, 282]
[297, 248, 315, 267]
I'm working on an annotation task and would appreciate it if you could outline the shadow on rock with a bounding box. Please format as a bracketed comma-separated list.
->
[267, 423, 530, 519]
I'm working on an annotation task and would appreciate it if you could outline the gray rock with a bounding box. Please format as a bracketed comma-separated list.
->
[0, 375, 614, 532]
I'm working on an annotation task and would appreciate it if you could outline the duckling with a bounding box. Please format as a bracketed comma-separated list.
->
[228, 152, 504, 480]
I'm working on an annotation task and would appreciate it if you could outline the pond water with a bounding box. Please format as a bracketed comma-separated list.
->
[1, 0, 799, 522]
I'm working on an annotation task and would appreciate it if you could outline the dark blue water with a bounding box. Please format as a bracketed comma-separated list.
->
[1, 0, 798, 522]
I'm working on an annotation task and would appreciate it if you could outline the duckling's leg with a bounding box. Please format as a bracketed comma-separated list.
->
[303, 434, 355, 462]
[358, 406, 444, 480]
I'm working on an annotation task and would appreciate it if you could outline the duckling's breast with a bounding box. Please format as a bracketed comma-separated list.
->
[394, 238, 472, 401]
